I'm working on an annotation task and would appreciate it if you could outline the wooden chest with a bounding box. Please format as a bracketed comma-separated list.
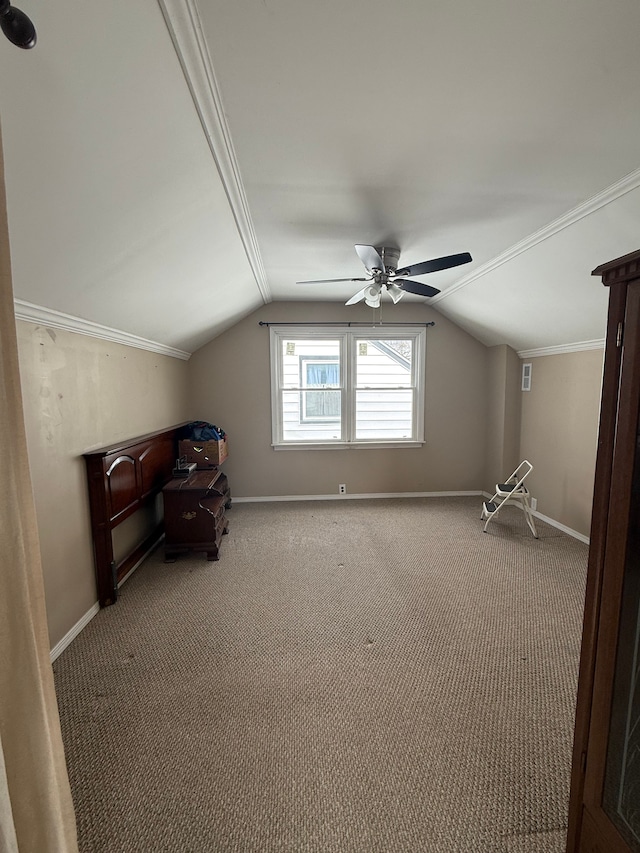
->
[162, 470, 229, 561]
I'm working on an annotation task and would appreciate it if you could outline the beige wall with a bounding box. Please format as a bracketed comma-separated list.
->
[519, 349, 604, 537]
[16, 322, 191, 648]
[188, 301, 488, 498]
[484, 345, 521, 491]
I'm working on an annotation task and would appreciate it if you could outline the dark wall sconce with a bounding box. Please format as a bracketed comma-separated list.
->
[0, 0, 36, 49]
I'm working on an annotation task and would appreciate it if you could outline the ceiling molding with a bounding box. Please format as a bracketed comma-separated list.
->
[157, 0, 271, 303]
[433, 165, 640, 303]
[14, 300, 191, 360]
[517, 339, 605, 359]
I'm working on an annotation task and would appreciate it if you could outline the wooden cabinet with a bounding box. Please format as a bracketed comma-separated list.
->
[163, 469, 230, 562]
[567, 250, 640, 853]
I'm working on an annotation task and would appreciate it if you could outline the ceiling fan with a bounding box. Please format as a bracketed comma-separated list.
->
[297, 245, 472, 307]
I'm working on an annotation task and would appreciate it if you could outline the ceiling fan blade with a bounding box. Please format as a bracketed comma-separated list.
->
[395, 279, 441, 298]
[396, 252, 472, 277]
[345, 286, 368, 306]
[355, 244, 386, 272]
[297, 277, 369, 284]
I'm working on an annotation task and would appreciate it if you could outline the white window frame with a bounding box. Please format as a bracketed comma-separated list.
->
[269, 325, 426, 449]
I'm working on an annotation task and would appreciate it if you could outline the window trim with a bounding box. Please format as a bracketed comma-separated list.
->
[269, 325, 426, 449]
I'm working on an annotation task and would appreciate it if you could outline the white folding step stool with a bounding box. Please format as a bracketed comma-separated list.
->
[481, 460, 538, 538]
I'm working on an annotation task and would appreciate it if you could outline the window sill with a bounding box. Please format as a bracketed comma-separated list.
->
[272, 441, 424, 451]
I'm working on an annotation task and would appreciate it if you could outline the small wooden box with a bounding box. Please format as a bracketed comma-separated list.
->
[178, 437, 228, 468]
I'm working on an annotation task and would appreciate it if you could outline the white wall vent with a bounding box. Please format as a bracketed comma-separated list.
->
[522, 362, 532, 391]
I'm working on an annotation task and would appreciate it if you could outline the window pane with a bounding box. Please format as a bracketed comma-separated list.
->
[280, 339, 340, 389]
[356, 339, 412, 388]
[355, 339, 414, 439]
[302, 359, 340, 420]
[305, 362, 339, 387]
[278, 338, 342, 440]
[282, 391, 342, 441]
[304, 389, 341, 419]
[355, 389, 413, 439]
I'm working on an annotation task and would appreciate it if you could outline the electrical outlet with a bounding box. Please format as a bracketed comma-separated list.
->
[339, 484, 346, 494]
[531, 497, 537, 511]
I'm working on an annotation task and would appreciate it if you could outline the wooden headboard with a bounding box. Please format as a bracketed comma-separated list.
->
[84, 423, 188, 607]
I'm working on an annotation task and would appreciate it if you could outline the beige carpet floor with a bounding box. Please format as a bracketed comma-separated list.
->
[53, 496, 588, 852]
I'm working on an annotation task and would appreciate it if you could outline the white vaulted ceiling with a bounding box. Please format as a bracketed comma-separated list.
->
[2, 0, 640, 354]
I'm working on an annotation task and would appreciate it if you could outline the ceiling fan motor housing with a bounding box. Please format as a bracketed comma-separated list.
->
[377, 247, 400, 273]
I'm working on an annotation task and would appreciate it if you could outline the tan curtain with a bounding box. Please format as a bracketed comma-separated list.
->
[0, 127, 78, 850]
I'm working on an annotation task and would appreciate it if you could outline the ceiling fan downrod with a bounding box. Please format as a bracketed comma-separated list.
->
[0, 0, 36, 49]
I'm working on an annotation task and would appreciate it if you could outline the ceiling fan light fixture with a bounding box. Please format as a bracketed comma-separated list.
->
[386, 283, 404, 304]
[364, 284, 381, 308]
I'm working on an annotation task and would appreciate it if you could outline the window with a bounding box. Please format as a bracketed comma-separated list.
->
[269, 326, 426, 448]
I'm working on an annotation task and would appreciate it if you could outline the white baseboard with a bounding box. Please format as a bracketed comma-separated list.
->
[481, 491, 589, 544]
[232, 490, 484, 503]
[236, 491, 590, 543]
[50, 535, 164, 662]
[531, 510, 589, 544]
[50, 602, 100, 662]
